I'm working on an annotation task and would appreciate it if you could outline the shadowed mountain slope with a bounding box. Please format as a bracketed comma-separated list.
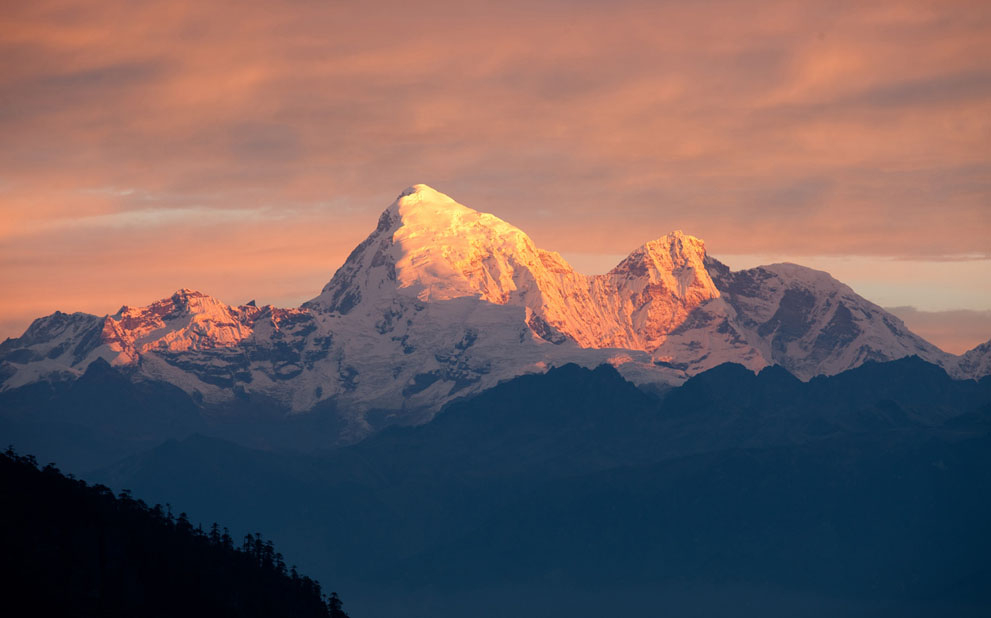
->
[90, 358, 991, 618]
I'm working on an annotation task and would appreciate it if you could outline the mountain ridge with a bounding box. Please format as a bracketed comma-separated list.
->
[87, 356, 991, 617]
[2, 184, 988, 433]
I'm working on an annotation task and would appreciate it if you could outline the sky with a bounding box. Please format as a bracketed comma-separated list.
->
[1, 0, 989, 353]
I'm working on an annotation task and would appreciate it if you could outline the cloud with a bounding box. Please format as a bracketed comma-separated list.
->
[0, 0, 989, 335]
[885, 307, 991, 355]
[716, 254, 991, 311]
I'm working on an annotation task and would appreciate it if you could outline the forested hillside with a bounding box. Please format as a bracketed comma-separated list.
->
[0, 448, 351, 618]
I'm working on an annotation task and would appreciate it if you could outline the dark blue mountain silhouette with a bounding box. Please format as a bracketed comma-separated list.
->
[78, 357, 991, 617]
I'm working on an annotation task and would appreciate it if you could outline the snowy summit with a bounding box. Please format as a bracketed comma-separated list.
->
[1, 184, 986, 435]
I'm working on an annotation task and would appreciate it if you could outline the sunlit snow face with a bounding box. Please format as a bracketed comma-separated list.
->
[311, 185, 726, 353]
[389, 186, 534, 304]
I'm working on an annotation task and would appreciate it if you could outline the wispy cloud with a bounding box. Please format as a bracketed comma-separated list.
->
[886, 307, 991, 354]
[0, 0, 988, 343]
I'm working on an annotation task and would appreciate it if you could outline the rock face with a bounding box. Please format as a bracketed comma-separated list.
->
[684, 260, 953, 380]
[102, 290, 269, 362]
[952, 339, 991, 380]
[0, 184, 984, 430]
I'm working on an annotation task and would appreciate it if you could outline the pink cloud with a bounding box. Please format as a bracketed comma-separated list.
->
[886, 307, 991, 354]
[1, 0, 988, 344]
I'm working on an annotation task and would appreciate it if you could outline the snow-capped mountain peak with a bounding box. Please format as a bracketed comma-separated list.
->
[2, 184, 986, 432]
[389, 184, 544, 304]
[306, 184, 579, 322]
[102, 289, 261, 363]
[599, 230, 721, 350]
[306, 185, 724, 353]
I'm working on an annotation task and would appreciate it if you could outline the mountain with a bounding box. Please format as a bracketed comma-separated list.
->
[0, 356, 205, 473]
[954, 338, 991, 379]
[1, 184, 985, 439]
[91, 359, 991, 618]
[305, 186, 719, 353]
[699, 259, 951, 378]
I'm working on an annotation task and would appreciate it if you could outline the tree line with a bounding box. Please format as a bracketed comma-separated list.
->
[0, 446, 350, 617]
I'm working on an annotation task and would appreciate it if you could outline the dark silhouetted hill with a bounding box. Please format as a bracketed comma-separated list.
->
[88, 358, 991, 617]
[0, 447, 351, 618]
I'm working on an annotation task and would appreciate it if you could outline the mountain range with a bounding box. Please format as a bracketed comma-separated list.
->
[3, 185, 991, 617]
[88, 358, 991, 617]
[2, 184, 989, 442]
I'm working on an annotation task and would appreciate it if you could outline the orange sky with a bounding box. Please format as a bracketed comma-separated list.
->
[1, 0, 989, 353]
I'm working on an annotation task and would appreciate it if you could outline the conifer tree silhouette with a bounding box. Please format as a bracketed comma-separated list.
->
[0, 447, 349, 618]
